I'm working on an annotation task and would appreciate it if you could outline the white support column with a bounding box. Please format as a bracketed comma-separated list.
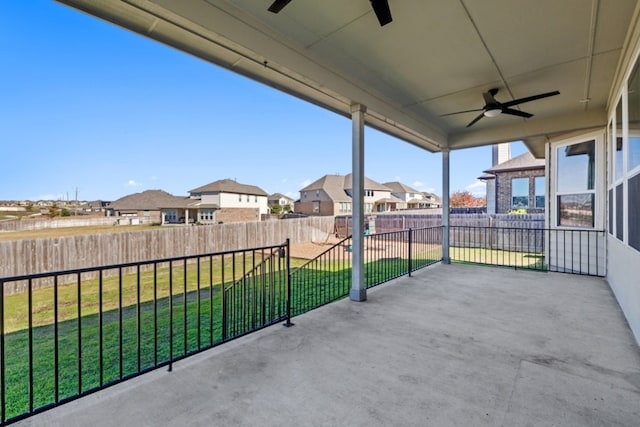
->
[442, 149, 451, 264]
[185, 209, 190, 225]
[350, 103, 367, 301]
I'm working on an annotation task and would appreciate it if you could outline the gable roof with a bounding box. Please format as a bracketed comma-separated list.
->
[343, 174, 391, 192]
[300, 174, 392, 202]
[108, 190, 181, 211]
[300, 175, 351, 202]
[483, 152, 545, 174]
[189, 179, 268, 196]
[383, 181, 421, 194]
[268, 193, 294, 202]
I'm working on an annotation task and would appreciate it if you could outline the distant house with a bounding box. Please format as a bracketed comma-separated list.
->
[421, 192, 442, 208]
[85, 200, 110, 213]
[268, 193, 295, 212]
[480, 151, 545, 214]
[160, 179, 269, 224]
[382, 182, 442, 209]
[295, 174, 405, 216]
[106, 190, 179, 221]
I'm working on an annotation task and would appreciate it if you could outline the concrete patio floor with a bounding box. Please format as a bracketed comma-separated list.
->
[17, 264, 640, 426]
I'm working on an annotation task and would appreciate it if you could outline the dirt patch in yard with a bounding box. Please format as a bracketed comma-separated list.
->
[290, 236, 345, 259]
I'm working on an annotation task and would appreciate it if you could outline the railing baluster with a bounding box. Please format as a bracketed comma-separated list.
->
[209, 255, 213, 346]
[137, 264, 141, 373]
[183, 258, 187, 357]
[169, 261, 173, 371]
[153, 263, 158, 367]
[1, 279, 5, 424]
[118, 268, 123, 380]
[28, 278, 33, 412]
[99, 270, 103, 386]
[77, 273, 82, 395]
[54, 275, 59, 403]
[197, 257, 201, 351]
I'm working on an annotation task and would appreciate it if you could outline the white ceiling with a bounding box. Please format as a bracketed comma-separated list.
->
[58, 0, 639, 157]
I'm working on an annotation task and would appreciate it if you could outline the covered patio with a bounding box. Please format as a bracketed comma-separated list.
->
[17, 264, 640, 426]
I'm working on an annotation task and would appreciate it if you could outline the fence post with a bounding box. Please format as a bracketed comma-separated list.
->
[284, 238, 294, 327]
[408, 228, 413, 277]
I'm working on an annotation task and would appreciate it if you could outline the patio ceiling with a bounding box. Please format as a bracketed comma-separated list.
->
[57, 0, 639, 157]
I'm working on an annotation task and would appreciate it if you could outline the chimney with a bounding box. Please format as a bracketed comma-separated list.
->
[491, 142, 511, 166]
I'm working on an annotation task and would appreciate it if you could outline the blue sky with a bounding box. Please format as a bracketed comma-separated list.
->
[1, 1, 526, 202]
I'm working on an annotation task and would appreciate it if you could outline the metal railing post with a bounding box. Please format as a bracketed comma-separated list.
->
[1, 280, 5, 425]
[408, 228, 413, 276]
[284, 239, 294, 327]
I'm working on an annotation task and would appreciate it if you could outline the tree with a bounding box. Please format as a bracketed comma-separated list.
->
[270, 204, 282, 215]
[450, 190, 485, 208]
[48, 204, 60, 218]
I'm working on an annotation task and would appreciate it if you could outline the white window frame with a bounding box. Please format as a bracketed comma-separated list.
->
[550, 130, 604, 230]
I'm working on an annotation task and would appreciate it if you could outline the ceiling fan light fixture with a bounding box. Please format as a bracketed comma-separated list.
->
[484, 108, 502, 117]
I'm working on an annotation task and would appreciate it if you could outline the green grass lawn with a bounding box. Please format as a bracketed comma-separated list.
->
[450, 246, 545, 269]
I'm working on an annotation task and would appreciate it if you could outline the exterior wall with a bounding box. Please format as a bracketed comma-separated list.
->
[215, 208, 260, 223]
[200, 193, 221, 206]
[604, 21, 640, 344]
[294, 200, 337, 216]
[486, 179, 496, 215]
[495, 170, 545, 214]
[608, 239, 640, 344]
[217, 193, 268, 215]
[300, 189, 334, 203]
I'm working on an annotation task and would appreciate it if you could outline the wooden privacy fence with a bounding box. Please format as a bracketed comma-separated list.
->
[0, 217, 335, 294]
[0, 216, 155, 232]
[335, 213, 544, 237]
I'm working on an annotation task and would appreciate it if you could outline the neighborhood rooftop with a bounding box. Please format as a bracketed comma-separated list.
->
[189, 179, 267, 196]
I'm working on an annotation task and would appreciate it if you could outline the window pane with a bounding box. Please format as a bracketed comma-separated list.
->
[630, 136, 640, 172]
[558, 194, 594, 228]
[616, 99, 624, 181]
[557, 140, 595, 193]
[534, 177, 545, 209]
[616, 137, 623, 180]
[512, 178, 529, 208]
[609, 188, 614, 235]
[630, 59, 640, 172]
[630, 173, 640, 251]
[616, 184, 624, 241]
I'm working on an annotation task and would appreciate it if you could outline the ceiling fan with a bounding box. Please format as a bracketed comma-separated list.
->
[268, 0, 393, 26]
[442, 88, 560, 128]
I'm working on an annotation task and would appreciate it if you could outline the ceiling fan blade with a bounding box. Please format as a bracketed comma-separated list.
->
[482, 88, 499, 105]
[501, 108, 533, 118]
[268, 0, 292, 13]
[440, 108, 484, 117]
[466, 112, 485, 127]
[370, 0, 393, 26]
[502, 90, 560, 108]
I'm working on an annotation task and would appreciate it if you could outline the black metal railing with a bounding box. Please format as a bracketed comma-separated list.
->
[290, 227, 442, 316]
[1, 224, 608, 424]
[449, 226, 605, 276]
[0, 241, 290, 426]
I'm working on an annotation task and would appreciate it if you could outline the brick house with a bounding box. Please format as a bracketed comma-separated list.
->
[295, 174, 399, 216]
[106, 189, 180, 222]
[160, 179, 269, 224]
[480, 152, 545, 214]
